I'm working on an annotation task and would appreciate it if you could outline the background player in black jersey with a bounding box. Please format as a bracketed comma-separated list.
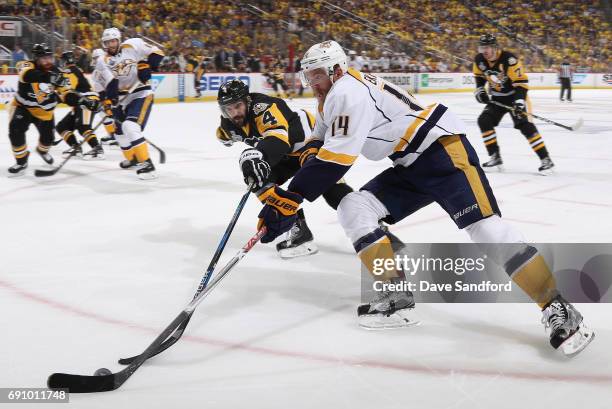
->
[7, 43, 66, 176]
[216, 79, 353, 258]
[56, 51, 104, 160]
[473, 34, 554, 175]
[265, 57, 291, 99]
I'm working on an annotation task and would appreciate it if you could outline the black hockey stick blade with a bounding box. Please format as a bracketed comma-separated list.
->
[48, 373, 117, 393]
[48, 310, 190, 393]
[34, 167, 60, 177]
[147, 141, 166, 164]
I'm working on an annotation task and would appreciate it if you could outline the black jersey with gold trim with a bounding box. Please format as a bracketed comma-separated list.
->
[473, 50, 528, 99]
[13, 60, 62, 120]
[60, 65, 99, 106]
[222, 93, 311, 166]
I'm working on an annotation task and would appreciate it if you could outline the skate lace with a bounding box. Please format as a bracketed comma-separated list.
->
[542, 302, 567, 331]
[286, 221, 302, 243]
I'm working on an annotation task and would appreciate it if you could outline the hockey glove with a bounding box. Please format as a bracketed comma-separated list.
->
[474, 87, 489, 104]
[137, 61, 152, 84]
[298, 139, 324, 167]
[239, 148, 271, 191]
[79, 96, 100, 112]
[257, 185, 303, 243]
[512, 99, 528, 120]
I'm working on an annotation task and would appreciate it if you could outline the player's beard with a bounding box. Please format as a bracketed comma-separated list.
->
[38, 61, 54, 71]
[231, 115, 245, 127]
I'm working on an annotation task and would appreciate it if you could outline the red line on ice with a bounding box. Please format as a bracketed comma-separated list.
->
[1, 278, 610, 385]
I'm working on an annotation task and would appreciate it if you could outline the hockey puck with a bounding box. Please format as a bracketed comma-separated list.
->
[94, 368, 112, 376]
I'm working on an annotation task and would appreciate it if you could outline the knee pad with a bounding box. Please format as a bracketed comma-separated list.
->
[477, 113, 494, 132]
[337, 191, 389, 243]
[465, 215, 524, 243]
[122, 119, 143, 142]
[114, 132, 132, 149]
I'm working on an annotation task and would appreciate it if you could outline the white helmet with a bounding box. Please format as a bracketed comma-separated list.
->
[299, 40, 348, 87]
[101, 27, 121, 48]
[91, 48, 105, 67]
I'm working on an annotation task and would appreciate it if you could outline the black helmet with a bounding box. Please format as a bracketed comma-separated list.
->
[60, 51, 75, 67]
[32, 43, 53, 59]
[218, 79, 250, 121]
[479, 34, 497, 47]
[217, 79, 249, 106]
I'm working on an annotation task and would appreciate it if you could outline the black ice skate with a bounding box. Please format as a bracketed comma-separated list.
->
[358, 279, 419, 330]
[8, 161, 28, 177]
[136, 159, 157, 180]
[276, 209, 318, 259]
[541, 295, 594, 356]
[482, 152, 503, 171]
[62, 144, 83, 159]
[101, 135, 118, 146]
[538, 157, 555, 175]
[83, 145, 105, 160]
[120, 158, 139, 169]
[36, 148, 54, 165]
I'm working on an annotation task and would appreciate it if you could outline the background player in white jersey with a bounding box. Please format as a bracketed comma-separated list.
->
[97, 27, 164, 179]
[91, 48, 118, 147]
[255, 41, 594, 356]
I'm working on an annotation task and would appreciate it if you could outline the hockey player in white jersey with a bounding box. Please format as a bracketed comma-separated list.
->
[91, 48, 118, 147]
[255, 41, 594, 356]
[97, 27, 164, 179]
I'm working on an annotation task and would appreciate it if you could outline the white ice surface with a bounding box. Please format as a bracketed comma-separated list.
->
[1, 89, 611, 408]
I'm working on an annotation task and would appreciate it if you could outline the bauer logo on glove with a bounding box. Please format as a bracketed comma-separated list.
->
[256, 185, 303, 243]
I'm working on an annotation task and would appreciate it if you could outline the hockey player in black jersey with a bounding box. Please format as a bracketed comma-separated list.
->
[473, 34, 554, 175]
[56, 51, 104, 160]
[216, 79, 353, 258]
[7, 43, 67, 176]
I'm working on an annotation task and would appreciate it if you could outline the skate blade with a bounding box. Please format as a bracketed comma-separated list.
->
[137, 171, 157, 180]
[561, 324, 595, 357]
[278, 242, 318, 259]
[358, 308, 421, 330]
[83, 155, 105, 161]
[483, 165, 504, 173]
[538, 168, 554, 176]
[7, 170, 27, 178]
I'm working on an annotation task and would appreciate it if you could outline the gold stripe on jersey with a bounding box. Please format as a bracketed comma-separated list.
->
[393, 104, 436, 153]
[440, 135, 494, 218]
[137, 95, 154, 125]
[317, 147, 357, 166]
[263, 129, 290, 145]
[472, 63, 484, 77]
[304, 110, 315, 130]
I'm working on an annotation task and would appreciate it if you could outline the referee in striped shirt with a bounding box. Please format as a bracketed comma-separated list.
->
[559, 57, 573, 102]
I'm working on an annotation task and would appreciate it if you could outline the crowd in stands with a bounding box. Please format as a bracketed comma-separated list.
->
[1, 0, 610, 75]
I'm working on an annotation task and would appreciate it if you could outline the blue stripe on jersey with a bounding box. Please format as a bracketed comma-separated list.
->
[406, 104, 448, 154]
[288, 157, 351, 202]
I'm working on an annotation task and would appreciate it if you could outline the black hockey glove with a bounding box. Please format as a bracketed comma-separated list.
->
[474, 87, 489, 104]
[512, 99, 527, 118]
[239, 148, 271, 191]
[79, 97, 100, 112]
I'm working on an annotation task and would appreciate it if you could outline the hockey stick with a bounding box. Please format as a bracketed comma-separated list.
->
[34, 115, 108, 177]
[47, 226, 267, 393]
[117, 184, 253, 365]
[146, 139, 166, 164]
[490, 100, 583, 131]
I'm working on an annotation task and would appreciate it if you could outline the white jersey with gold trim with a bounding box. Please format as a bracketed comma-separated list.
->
[96, 38, 162, 105]
[315, 68, 466, 168]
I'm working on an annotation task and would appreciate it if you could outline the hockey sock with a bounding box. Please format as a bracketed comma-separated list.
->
[61, 130, 78, 146]
[355, 228, 402, 282]
[482, 130, 499, 155]
[12, 144, 29, 164]
[526, 132, 549, 159]
[505, 245, 558, 308]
